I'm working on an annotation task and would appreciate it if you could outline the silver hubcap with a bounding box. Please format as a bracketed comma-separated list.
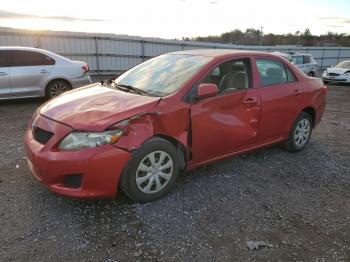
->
[50, 83, 69, 97]
[136, 151, 173, 194]
[294, 118, 311, 147]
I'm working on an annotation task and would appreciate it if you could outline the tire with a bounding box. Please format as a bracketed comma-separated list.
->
[119, 137, 180, 203]
[45, 80, 71, 99]
[307, 71, 315, 77]
[323, 80, 329, 84]
[283, 112, 313, 152]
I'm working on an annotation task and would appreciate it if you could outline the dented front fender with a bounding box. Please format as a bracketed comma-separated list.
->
[113, 100, 190, 153]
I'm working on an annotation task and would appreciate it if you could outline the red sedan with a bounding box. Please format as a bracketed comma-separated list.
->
[24, 50, 327, 202]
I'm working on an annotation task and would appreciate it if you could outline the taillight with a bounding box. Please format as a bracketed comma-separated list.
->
[82, 64, 89, 73]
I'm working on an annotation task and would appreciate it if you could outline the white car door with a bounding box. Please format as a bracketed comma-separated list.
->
[0, 50, 11, 98]
[10, 50, 54, 97]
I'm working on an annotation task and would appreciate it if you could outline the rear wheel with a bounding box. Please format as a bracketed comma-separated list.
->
[119, 137, 180, 202]
[45, 80, 71, 99]
[307, 71, 315, 77]
[283, 112, 312, 152]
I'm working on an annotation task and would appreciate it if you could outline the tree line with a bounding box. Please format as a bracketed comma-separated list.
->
[183, 28, 350, 47]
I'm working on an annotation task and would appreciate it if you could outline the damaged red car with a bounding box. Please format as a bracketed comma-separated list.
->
[24, 50, 326, 202]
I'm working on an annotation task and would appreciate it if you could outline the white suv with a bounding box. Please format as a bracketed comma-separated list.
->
[0, 46, 92, 100]
[274, 52, 318, 77]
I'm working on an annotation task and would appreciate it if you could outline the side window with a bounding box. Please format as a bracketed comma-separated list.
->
[303, 55, 311, 64]
[12, 51, 55, 67]
[0, 50, 11, 67]
[256, 59, 289, 86]
[286, 67, 296, 82]
[200, 58, 252, 94]
[292, 56, 303, 65]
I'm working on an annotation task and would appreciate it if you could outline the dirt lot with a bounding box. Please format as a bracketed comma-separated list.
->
[0, 83, 349, 262]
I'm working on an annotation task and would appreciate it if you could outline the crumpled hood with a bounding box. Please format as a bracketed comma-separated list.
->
[327, 67, 350, 75]
[39, 84, 161, 131]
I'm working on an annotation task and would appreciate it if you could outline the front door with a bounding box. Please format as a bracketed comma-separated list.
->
[190, 57, 260, 164]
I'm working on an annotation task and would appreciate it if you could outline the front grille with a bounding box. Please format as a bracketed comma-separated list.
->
[32, 126, 54, 145]
[328, 72, 340, 76]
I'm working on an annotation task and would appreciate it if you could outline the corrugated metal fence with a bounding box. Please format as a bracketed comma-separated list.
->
[1, 27, 350, 74]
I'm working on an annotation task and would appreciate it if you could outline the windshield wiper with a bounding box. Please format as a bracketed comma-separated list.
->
[112, 81, 149, 96]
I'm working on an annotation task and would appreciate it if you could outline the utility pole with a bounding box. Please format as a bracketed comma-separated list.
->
[260, 26, 264, 46]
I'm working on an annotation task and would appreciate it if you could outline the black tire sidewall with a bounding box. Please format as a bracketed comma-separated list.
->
[120, 138, 180, 203]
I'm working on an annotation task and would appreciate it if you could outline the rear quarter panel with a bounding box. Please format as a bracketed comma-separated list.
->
[47, 59, 85, 84]
[302, 77, 326, 126]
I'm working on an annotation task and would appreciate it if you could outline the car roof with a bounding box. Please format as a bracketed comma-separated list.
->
[0, 46, 70, 61]
[0, 46, 48, 52]
[167, 49, 280, 59]
[291, 53, 312, 56]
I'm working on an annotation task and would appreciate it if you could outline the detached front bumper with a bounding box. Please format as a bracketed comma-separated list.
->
[24, 115, 131, 199]
[322, 75, 350, 83]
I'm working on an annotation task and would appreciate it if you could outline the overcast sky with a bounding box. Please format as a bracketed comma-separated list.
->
[0, 0, 349, 38]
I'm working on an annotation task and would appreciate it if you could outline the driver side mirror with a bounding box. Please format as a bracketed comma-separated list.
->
[197, 83, 218, 100]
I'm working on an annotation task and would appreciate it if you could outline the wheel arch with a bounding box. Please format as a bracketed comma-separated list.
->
[301, 106, 316, 126]
[152, 134, 188, 170]
[45, 78, 72, 90]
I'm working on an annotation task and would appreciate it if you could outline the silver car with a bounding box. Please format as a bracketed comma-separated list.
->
[274, 52, 318, 77]
[289, 53, 318, 77]
[0, 47, 92, 100]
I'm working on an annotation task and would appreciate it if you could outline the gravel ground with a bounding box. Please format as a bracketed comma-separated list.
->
[0, 83, 349, 262]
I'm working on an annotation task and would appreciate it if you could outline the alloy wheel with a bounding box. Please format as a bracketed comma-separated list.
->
[50, 83, 69, 97]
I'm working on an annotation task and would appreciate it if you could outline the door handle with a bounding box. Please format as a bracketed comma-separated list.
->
[243, 97, 258, 105]
[0, 72, 7, 76]
[40, 70, 48, 73]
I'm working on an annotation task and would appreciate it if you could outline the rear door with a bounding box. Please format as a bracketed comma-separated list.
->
[0, 50, 11, 98]
[190, 57, 261, 163]
[253, 57, 300, 143]
[10, 50, 55, 97]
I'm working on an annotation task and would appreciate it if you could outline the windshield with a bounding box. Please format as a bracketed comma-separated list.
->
[335, 61, 350, 69]
[114, 54, 212, 97]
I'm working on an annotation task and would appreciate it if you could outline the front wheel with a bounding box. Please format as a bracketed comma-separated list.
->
[119, 137, 180, 202]
[283, 112, 312, 152]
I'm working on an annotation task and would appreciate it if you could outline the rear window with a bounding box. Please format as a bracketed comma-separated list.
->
[0, 50, 11, 67]
[12, 50, 55, 67]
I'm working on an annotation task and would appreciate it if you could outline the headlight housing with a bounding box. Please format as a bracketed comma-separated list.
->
[58, 130, 123, 151]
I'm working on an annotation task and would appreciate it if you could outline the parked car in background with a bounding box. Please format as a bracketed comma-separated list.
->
[322, 60, 350, 84]
[274, 52, 318, 77]
[0, 47, 91, 100]
[24, 50, 327, 202]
